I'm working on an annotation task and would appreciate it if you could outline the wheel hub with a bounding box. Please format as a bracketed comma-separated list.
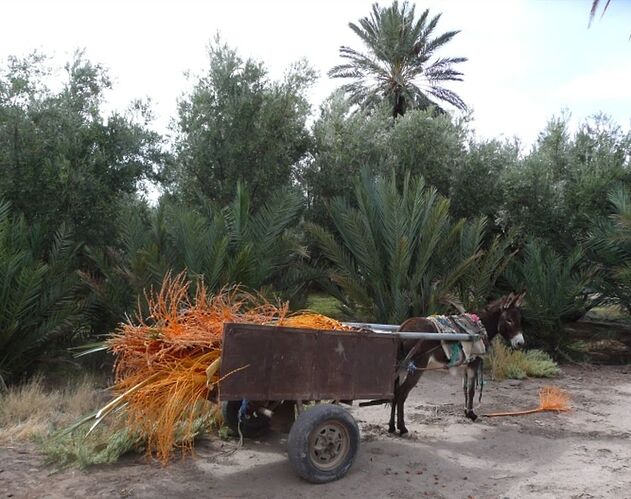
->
[309, 421, 350, 471]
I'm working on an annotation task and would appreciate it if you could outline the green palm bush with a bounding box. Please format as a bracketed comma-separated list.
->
[309, 172, 514, 323]
[84, 187, 313, 332]
[0, 201, 84, 384]
[589, 187, 631, 313]
[505, 240, 598, 357]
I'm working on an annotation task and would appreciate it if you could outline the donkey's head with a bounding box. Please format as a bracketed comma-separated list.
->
[496, 291, 526, 348]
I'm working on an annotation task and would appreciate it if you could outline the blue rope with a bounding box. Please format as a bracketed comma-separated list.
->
[238, 399, 249, 422]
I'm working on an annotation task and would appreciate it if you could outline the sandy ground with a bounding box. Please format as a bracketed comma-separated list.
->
[1, 364, 630, 499]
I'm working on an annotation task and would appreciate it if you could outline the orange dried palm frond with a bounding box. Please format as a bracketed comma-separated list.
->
[484, 386, 571, 417]
[278, 311, 359, 331]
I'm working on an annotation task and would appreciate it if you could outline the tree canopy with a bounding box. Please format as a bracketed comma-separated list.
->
[174, 38, 316, 207]
[0, 51, 165, 248]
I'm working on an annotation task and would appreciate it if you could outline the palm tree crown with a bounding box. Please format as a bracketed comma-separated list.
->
[329, 1, 468, 117]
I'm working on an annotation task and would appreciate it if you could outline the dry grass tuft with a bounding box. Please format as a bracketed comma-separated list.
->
[0, 374, 145, 468]
[0, 374, 103, 443]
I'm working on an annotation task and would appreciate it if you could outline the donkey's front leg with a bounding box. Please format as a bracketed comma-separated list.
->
[388, 378, 399, 433]
[464, 361, 479, 421]
[463, 369, 468, 416]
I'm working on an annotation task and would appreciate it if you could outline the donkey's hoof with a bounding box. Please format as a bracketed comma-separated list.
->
[388, 425, 396, 434]
[399, 428, 408, 436]
[465, 410, 478, 421]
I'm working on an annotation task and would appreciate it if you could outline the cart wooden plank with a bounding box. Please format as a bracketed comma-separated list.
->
[219, 323, 398, 401]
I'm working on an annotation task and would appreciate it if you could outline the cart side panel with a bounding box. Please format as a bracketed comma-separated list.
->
[266, 329, 317, 400]
[219, 324, 398, 401]
[313, 333, 358, 398]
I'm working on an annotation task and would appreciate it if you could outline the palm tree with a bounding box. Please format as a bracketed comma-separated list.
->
[308, 172, 513, 323]
[329, 1, 468, 118]
[0, 201, 85, 383]
[505, 240, 598, 357]
[84, 186, 315, 332]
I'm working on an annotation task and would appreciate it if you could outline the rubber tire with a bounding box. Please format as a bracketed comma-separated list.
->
[287, 404, 360, 484]
[221, 400, 271, 439]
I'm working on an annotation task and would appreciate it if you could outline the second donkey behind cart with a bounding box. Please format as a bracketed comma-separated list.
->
[363, 292, 526, 436]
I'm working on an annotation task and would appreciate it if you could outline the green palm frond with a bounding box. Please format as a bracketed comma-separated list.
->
[310, 172, 512, 323]
[588, 186, 631, 313]
[84, 187, 311, 332]
[0, 201, 85, 382]
[506, 240, 598, 356]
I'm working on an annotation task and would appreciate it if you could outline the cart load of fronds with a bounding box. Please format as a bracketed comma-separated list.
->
[78, 273, 358, 464]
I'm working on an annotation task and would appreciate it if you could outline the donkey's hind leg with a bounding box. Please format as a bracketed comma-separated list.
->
[395, 369, 422, 436]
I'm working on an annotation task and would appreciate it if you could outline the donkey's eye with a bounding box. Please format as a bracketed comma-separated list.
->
[506, 320, 513, 326]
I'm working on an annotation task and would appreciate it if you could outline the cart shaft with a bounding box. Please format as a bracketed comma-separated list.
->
[342, 322, 479, 341]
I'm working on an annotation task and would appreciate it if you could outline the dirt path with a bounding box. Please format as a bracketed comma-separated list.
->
[2, 365, 630, 499]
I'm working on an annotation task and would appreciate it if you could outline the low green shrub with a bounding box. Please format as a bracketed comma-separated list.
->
[489, 337, 560, 380]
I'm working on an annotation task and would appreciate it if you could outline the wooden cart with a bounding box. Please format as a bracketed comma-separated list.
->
[218, 322, 480, 483]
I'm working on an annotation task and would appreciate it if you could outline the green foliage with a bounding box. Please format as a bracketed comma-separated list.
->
[305, 293, 344, 320]
[329, 1, 467, 116]
[505, 240, 599, 356]
[389, 110, 468, 195]
[449, 139, 518, 223]
[302, 93, 392, 227]
[589, 186, 631, 313]
[309, 172, 513, 323]
[304, 103, 470, 228]
[489, 337, 560, 380]
[0, 201, 85, 382]
[41, 410, 215, 469]
[40, 426, 144, 469]
[500, 115, 630, 250]
[0, 52, 165, 248]
[502, 154, 567, 246]
[85, 187, 314, 331]
[174, 37, 315, 207]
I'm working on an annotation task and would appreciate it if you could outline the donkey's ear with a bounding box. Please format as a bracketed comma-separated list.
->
[502, 292, 515, 310]
[514, 290, 527, 307]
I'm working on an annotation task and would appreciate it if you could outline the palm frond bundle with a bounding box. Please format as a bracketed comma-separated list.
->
[82, 273, 288, 463]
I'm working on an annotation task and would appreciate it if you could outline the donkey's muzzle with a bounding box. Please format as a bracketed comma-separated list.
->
[511, 332, 525, 348]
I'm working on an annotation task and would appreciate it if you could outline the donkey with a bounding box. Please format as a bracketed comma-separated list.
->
[364, 292, 526, 436]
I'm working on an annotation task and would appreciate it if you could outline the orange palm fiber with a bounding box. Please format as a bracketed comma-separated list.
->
[108, 273, 289, 380]
[484, 386, 571, 417]
[105, 272, 289, 463]
[114, 349, 220, 464]
[278, 312, 360, 331]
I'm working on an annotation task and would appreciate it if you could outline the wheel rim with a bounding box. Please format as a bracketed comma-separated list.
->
[308, 420, 350, 471]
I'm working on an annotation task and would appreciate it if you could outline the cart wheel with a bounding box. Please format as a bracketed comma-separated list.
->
[221, 400, 271, 438]
[287, 403, 359, 484]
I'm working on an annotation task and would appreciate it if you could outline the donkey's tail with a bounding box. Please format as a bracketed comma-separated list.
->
[359, 399, 391, 407]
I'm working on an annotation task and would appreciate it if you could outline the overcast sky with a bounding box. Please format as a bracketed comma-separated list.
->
[2, 0, 631, 147]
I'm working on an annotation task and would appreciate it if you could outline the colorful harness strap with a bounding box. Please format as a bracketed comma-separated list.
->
[448, 342, 462, 366]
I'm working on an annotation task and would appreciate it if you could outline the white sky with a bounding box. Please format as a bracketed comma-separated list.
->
[2, 0, 631, 147]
